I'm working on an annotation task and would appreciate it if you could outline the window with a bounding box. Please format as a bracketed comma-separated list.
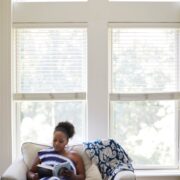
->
[109, 27, 180, 168]
[14, 27, 87, 147]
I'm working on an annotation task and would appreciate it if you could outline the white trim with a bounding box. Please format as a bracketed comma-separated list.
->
[135, 170, 180, 177]
[13, 22, 88, 28]
[134, 162, 179, 170]
[109, 22, 180, 28]
[175, 101, 179, 168]
[13, 1, 180, 23]
[87, 19, 109, 140]
[13, 93, 86, 100]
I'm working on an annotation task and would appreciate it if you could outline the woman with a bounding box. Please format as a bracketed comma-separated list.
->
[27, 121, 85, 180]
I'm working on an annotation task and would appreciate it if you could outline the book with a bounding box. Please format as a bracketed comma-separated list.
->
[37, 164, 53, 178]
[37, 161, 71, 178]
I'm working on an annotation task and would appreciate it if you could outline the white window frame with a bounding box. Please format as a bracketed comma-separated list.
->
[108, 23, 180, 169]
[12, 23, 88, 156]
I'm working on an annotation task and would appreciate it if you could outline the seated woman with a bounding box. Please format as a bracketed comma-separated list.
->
[27, 121, 85, 180]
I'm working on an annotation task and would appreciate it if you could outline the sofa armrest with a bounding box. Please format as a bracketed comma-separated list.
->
[114, 171, 136, 180]
[1, 157, 27, 180]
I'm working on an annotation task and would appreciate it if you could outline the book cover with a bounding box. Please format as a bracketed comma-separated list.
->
[37, 161, 71, 178]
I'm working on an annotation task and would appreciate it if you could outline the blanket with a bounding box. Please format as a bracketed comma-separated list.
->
[84, 139, 134, 180]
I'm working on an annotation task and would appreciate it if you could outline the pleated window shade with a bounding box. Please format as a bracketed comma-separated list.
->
[15, 28, 87, 93]
[111, 28, 179, 93]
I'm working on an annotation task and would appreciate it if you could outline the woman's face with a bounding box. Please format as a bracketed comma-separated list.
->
[53, 131, 68, 153]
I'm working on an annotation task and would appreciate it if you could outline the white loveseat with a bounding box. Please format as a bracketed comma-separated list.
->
[1, 142, 136, 180]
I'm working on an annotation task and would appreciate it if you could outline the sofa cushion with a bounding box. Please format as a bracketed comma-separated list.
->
[86, 163, 102, 180]
[68, 144, 102, 179]
[21, 142, 50, 169]
[114, 171, 135, 180]
[21, 142, 102, 179]
[68, 144, 92, 171]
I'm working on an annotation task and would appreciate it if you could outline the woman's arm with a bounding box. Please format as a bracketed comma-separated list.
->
[64, 152, 85, 180]
[73, 152, 85, 180]
[27, 156, 41, 180]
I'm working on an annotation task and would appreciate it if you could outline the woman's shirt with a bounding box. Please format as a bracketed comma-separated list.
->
[38, 147, 76, 180]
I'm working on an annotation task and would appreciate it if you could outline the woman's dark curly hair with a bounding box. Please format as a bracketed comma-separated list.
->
[54, 121, 75, 139]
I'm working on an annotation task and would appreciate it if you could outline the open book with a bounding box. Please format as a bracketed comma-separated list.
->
[37, 161, 71, 178]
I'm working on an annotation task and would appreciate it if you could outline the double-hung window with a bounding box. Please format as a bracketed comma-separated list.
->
[109, 25, 180, 168]
[13, 26, 87, 150]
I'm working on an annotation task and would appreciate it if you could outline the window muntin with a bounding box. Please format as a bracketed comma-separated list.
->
[15, 28, 87, 93]
[110, 27, 179, 168]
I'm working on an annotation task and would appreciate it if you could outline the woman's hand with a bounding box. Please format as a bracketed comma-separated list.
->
[32, 173, 39, 180]
[60, 168, 75, 178]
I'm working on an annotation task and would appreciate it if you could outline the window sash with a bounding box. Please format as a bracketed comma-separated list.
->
[13, 92, 86, 100]
[110, 92, 180, 101]
[109, 100, 179, 169]
[14, 100, 87, 156]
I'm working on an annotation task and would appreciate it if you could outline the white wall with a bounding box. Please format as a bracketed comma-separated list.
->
[0, 0, 2, 175]
[0, 0, 12, 175]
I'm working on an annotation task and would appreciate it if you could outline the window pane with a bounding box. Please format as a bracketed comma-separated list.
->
[18, 101, 86, 145]
[15, 28, 87, 93]
[110, 101, 177, 167]
[111, 28, 178, 93]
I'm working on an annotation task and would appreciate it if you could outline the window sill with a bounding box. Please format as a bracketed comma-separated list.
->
[135, 170, 180, 177]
